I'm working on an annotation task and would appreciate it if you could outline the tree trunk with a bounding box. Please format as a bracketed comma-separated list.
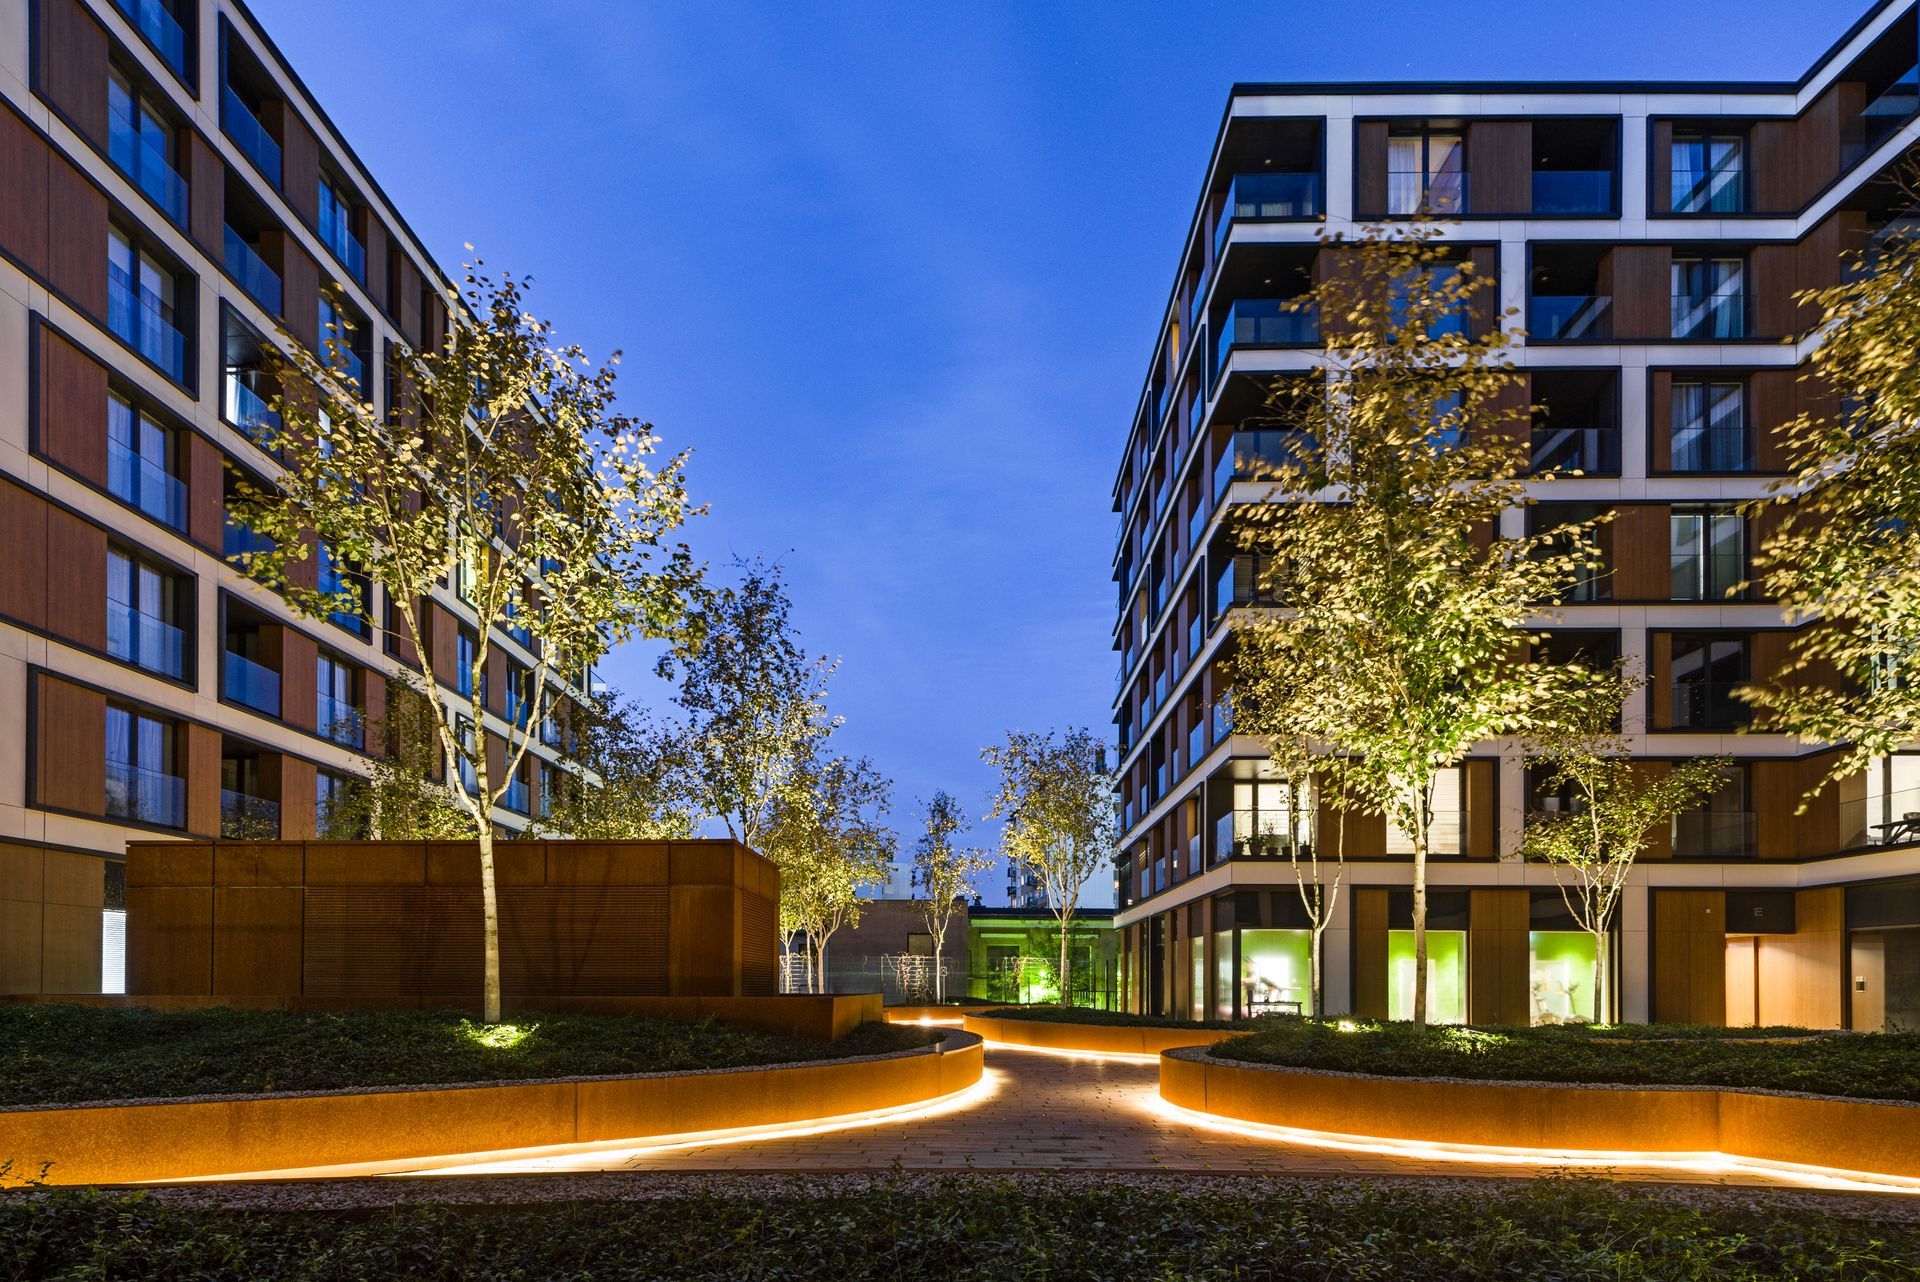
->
[932, 928, 944, 1003]
[1057, 916, 1072, 1008]
[1411, 820, 1429, 1030]
[478, 823, 501, 1025]
[1593, 929, 1608, 1024]
[1310, 924, 1324, 1018]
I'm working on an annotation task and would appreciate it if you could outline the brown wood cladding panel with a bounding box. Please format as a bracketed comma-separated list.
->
[1648, 371, 1673, 471]
[1652, 890, 1725, 1025]
[34, 674, 105, 816]
[1608, 246, 1671, 339]
[279, 756, 316, 838]
[0, 479, 50, 631]
[187, 433, 224, 547]
[1749, 244, 1796, 339]
[1467, 244, 1500, 339]
[211, 886, 304, 995]
[279, 627, 317, 731]
[359, 218, 388, 312]
[271, 104, 320, 227]
[1754, 887, 1844, 1029]
[47, 155, 108, 317]
[485, 647, 508, 716]
[1635, 762, 1675, 859]
[125, 886, 212, 993]
[36, 0, 108, 149]
[1352, 887, 1389, 1019]
[362, 672, 387, 755]
[44, 507, 106, 649]
[1748, 369, 1797, 473]
[392, 252, 423, 348]
[741, 891, 778, 996]
[0, 108, 51, 275]
[1649, 121, 1674, 211]
[1752, 758, 1802, 860]
[178, 131, 221, 252]
[427, 602, 459, 684]
[1468, 889, 1529, 1026]
[1354, 122, 1389, 218]
[1466, 121, 1530, 214]
[1648, 633, 1673, 728]
[1609, 503, 1670, 601]
[275, 237, 318, 343]
[36, 326, 108, 485]
[1465, 758, 1496, 858]
[184, 722, 221, 838]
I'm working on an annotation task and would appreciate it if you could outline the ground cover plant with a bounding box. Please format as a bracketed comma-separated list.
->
[0, 1006, 935, 1107]
[1210, 1016, 1920, 1102]
[3, 1173, 1918, 1280]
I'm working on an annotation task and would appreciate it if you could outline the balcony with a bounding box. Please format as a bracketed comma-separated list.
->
[322, 222, 367, 284]
[108, 101, 187, 225]
[1531, 170, 1613, 216]
[1210, 300, 1318, 386]
[1842, 62, 1920, 169]
[222, 649, 281, 716]
[1213, 427, 1317, 499]
[1671, 293, 1748, 341]
[1213, 171, 1323, 259]
[1670, 421, 1750, 472]
[219, 789, 280, 840]
[1672, 810, 1756, 859]
[220, 85, 282, 187]
[1530, 425, 1620, 475]
[325, 343, 366, 394]
[1670, 550, 1747, 602]
[1390, 171, 1467, 217]
[1669, 680, 1750, 730]
[1842, 785, 1920, 849]
[106, 759, 185, 828]
[113, 0, 188, 78]
[1219, 811, 1313, 860]
[107, 601, 184, 679]
[107, 269, 186, 380]
[504, 774, 531, 814]
[224, 226, 282, 314]
[223, 512, 274, 565]
[317, 693, 364, 750]
[1529, 294, 1612, 341]
[108, 438, 186, 530]
[226, 376, 281, 449]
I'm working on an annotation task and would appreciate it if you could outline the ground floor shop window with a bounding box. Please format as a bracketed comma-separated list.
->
[1213, 930, 1235, 1020]
[1529, 930, 1597, 1024]
[1239, 928, 1312, 1016]
[1388, 929, 1466, 1024]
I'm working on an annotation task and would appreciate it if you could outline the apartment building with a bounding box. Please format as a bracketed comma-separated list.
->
[1111, 0, 1920, 1032]
[0, 0, 585, 994]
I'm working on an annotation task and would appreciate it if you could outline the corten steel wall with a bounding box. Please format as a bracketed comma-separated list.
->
[125, 839, 780, 1002]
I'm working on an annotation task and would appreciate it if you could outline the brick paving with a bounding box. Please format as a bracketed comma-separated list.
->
[435, 1043, 1820, 1188]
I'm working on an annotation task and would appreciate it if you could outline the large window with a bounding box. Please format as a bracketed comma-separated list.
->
[107, 392, 185, 530]
[1670, 380, 1749, 471]
[1388, 929, 1467, 1023]
[1671, 505, 1746, 601]
[1673, 763, 1753, 858]
[1670, 132, 1745, 213]
[107, 67, 184, 224]
[1671, 257, 1747, 339]
[1386, 767, 1463, 855]
[1239, 929, 1313, 1017]
[1530, 930, 1598, 1024]
[1388, 130, 1465, 215]
[106, 547, 185, 679]
[105, 703, 182, 827]
[1858, 754, 1920, 847]
[108, 228, 186, 379]
[315, 768, 356, 838]
[316, 173, 365, 281]
[316, 651, 362, 748]
[1669, 633, 1749, 729]
[1225, 779, 1313, 859]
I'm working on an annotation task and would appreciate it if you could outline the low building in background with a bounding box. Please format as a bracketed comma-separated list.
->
[823, 898, 1118, 1009]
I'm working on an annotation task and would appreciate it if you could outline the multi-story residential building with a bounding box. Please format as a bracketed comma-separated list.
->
[1111, 0, 1920, 1032]
[0, 0, 587, 995]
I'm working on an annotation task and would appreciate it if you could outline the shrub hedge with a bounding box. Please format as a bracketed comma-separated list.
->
[0, 1005, 934, 1108]
[4, 1175, 1917, 1280]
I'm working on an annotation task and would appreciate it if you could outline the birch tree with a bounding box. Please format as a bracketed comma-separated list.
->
[1230, 226, 1602, 1027]
[765, 751, 895, 992]
[532, 693, 698, 840]
[231, 264, 699, 1023]
[981, 727, 1117, 1008]
[1523, 666, 1729, 1022]
[910, 790, 993, 1003]
[318, 675, 470, 840]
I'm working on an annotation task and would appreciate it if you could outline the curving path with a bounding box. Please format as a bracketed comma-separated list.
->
[409, 1039, 1805, 1188]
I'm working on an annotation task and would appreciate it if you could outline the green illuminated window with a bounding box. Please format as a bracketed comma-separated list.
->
[1388, 929, 1467, 1024]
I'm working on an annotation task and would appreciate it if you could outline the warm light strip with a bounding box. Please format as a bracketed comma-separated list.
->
[979, 1041, 1162, 1065]
[1148, 1093, 1920, 1197]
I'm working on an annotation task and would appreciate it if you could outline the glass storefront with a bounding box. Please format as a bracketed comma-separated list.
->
[1529, 930, 1598, 1024]
[1238, 928, 1313, 1016]
[1191, 938, 1206, 1020]
[1213, 930, 1235, 1020]
[1388, 929, 1467, 1023]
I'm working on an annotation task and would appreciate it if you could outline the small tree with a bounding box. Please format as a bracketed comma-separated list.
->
[765, 751, 895, 992]
[981, 727, 1117, 1008]
[1231, 226, 1603, 1027]
[1523, 666, 1729, 1023]
[232, 264, 700, 1023]
[657, 561, 837, 849]
[533, 693, 697, 840]
[320, 675, 470, 840]
[910, 790, 993, 1003]
[1747, 207, 1920, 793]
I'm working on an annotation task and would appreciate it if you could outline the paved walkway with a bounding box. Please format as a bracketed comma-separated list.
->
[412, 1042, 1822, 1189]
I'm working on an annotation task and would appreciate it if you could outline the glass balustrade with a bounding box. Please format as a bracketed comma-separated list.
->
[1529, 294, 1613, 341]
[113, 0, 188, 77]
[1530, 170, 1613, 215]
[219, 790, 280, 840]
[107, 268, 186, 379]
[108, 100, 187, 224]
[222, 650, 281, 716]
[107, 437, 186, 529]
[107, 601, 184, 678]
[223, 226, 283, 313]
[221, 84, 282, 186]
[106, 759, 185, 827]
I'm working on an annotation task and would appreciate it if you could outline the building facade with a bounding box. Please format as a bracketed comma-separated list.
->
[1112, 0, 1920, 1030]
[0, 0, 583, 995]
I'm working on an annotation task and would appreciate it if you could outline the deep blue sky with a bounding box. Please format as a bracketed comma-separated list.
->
[252, 0, 1853, 902]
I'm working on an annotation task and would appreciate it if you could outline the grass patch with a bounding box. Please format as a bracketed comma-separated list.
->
[1211, 1017, 1920, 1102]
[3, 1175, 1917, 1279]
[971, 1005, 1259, 1029]
[0, 1005, 935, 1108]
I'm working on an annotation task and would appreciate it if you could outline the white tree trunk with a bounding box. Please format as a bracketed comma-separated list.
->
[478, 823, 501, 1025]
[1411, 820, 1429, 1030]
[1310, 925, 1324, 1018]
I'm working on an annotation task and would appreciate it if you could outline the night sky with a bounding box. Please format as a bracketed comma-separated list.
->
[250, 0, 1859, 903]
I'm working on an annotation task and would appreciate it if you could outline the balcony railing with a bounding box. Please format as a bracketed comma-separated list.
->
[317, 693, 365, 749]
[1213, 171, 1324, 258]
[1389, 170, 1467, 216]
[224, 226, 283, 314]
[503, 775, 531, 814]
[222, 649, 281, 716]
[1529, 294, 1612, 341]
[108, 438, 186, 530]
[1670, 551, 1746, 602]
[1530, 425, 1620, 474]
[1840, 785, 1920, 849]
[223, 513, 275, 565]
[107, 601, 184, 678]
[1671, 293, 1748, 340]
[1213, 427, 1317, 498]
[108, 102, 187, 225]
[107, 269, 186, 380]
[1671, 152, 1745, 214]
[106, 759, 185, 828]
[325, 343, 366, 394]
[113, 0, 188, 78]
[1669, 679, 1750, 730]
[1672, 810, 1756, 858]
[219, 789, 280, 840]
[1670, 423, 1749, 472]
[221, 84, 282, 187]
[1530, 170, 1613, 215]
[322, 222, 367, 284]
[1211, 300, 1318, 386]
[1842, 63, 1920, 169]
[226, 376, 281, 449]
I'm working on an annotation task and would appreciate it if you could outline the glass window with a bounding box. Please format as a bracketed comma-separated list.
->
[105, 703, 181, 827]
[1672, 763, 1753, 857]
[106, 547, 184, 678]
[1671, 380, 1748, 471]
[1529, 930, 1598, 1024]
[456, 630, 478, 698]
[1671, 132, 1744, 213]
[107, 228, 184, 378]
[1669, 634, 1749, 729]
[1229, 779, 1313, 857]
[315, 768, 356, 837]
[1388, 131, 1465, 215]
[1670, 505, 1746, 601]
[1671, 257, 1747, 339]
[1386, 768, 1463, 855]
[1387, 928, 1467, 1023]
[106, 392, 185, 529]
[1190, 937, 1207, 1021]
[1239, 928, 1312, 1017]
[1862, 754, 1920, 845]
